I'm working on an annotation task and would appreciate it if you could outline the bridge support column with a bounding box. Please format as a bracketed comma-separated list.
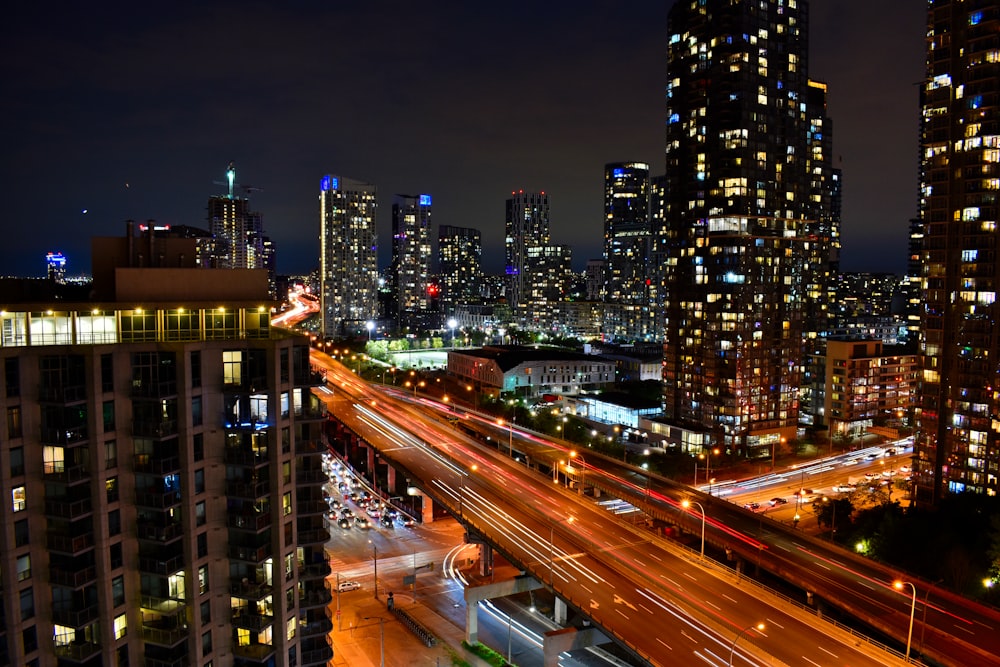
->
[365, 445, 376, 475]
[420, 493, 434, 523]
[386, 466, 396, 490]
[542, 627, 609, 667]
[479, 544, 493, 577]
[464, 577, 545, 647]
[554, 597, 567, 625]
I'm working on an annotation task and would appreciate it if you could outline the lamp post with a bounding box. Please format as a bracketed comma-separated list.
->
[682, 499, 706, 558]
[362, 616, 386, 667]
[569, 451, 586, 495]
[366, 320, 374, 340]
[549, 516, 575, 586]
[448, 317, 457, 347]
[728, 622, 765, 666]
[369, 540, 379, 600]
[894, 580, 917, 661]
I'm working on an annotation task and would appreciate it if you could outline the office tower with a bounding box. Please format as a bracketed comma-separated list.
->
[584, 259, 604, 301]
[916, 2, 1000, 503]
[603, 162, 653, 340]
[438, 224, 483, 311]
[390, 194, 433, 331]
[505, 190, 550, 314]
[524, 243, 573, 331]
[658, 0, 835, 458]
[46, 252, 67, 283]
[0, 227, 330, 666]
[318, 174, 378, 338]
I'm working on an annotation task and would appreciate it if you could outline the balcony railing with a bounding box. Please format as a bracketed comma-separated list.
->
[54, 641, 102, 662]
[138, 554, 185, 576]
[300, 619, 333, 637]
[230, 578, 273, 600]
[44, 497, 93, 519]
[132, 419, 179, 438]
[49, 565, 97, 588]
[224, 448, 270, 467]
[136, 522, 184, 544]
[300, 647, 334, 666]
[52, 604, 100, 628]
[229, 544, 271, 563]
[47, 532, 95, 555]
[141, 624, 188, 648]
[297, 528, 328, 545]
[39, 384, 87, 403]
[139, 595, 186, 616]
[135, 490, 182, 509]
[231, 610, 274, 631]
[231, 643, 276, 661]
[130, 380, 177, 398]
[43, 463, 90, 484]
[133, 454, 182, 474]
[144, 656, 191, 667]
[225, 479, 270, 499]
[228, 512, 271, 531]
[297, 498, 326, 516]
[296, 467, 327, 485]
[40, 426, 88, 446]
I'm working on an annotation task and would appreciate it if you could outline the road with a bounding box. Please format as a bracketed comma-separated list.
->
[313, 354, 907, 666]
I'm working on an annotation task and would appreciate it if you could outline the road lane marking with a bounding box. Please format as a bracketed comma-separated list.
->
[682, 572, 698, 582]
[818, 645, 839, 658]
[765, 618, 784, 629]
[615, 609, 630, 620]
[639, 603, 654, 615]
[634, 558, 647, 567]
[703, 599, 720, 611]
[800, 656, 821, 666]
[953, 623, 976, 635]
[722, 594, 738, 604]
[655, 637, 673, 651]
[681, 630, 698, 643]
[665, 577, 681, 588]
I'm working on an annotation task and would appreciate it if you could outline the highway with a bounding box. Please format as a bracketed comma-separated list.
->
[312, 354, 907, 666]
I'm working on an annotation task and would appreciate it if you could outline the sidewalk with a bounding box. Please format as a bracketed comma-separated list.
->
[329, 593, 494, 667]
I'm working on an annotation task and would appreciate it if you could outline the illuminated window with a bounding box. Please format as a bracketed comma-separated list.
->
[114, 614, 127, 639]
[12, 485, 25, 512]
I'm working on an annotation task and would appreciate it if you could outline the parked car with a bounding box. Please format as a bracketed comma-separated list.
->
[337, 580, 361, 592]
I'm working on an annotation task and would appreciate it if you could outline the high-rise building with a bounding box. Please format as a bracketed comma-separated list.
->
[0, 227, 331, 666]
[319, 174, 378, 338]
[658, 0, 835, 458]
[438, 224, 483, 311]
[603, 162, 654, 341]
[45, 251, 67, 283]
[523, 243, 574, 331]
[390, 194, 433, 331]
[505, 190, 550, 314]
[915, 1, 1000, 503]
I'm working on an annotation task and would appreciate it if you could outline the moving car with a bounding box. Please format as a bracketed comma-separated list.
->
[337, 580, 361, 592]
[769, 497, 788, 506]
[743, 502, 761, 511]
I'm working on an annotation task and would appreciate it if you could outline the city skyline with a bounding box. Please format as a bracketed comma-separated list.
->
[3, 1, 925, 277]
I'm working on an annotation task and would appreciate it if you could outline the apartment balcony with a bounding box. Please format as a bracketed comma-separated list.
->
[227, 512, 271, 532]
[232, 610, 274, 632]
[144, 656, 191, 667]
[299, 586, 332, 610]
[229, 544, 272, 564]
[47, 531, 95, 555]
[297, 498, 326, 516]
[297, 527, 328, 545]
[140, 596, 187, 618]
[136, 522, 184, 544]
[43, 463, 90, 485]
[139, 554, 185, 576]
[133, 454, 181, 475]
[52, 604, 100, 628]
[296, 467, 327, 485]
[225, 479, 270, 499]
[223, 374, 269, 392]
[300, 618, 333, 637]
[295, 439, 326, 456]
[224, 448, 270, 467]
[231, 643, 276, 662]
[300, 646, 334, 667]
[230, 578, 273, 601]
[49, 564, 97, 588]
[40, 426, 88, 446]
[54, 641, 102, 663]
[44, 497, 93, 520]
[135, 489, 182, 510]
[39, 384, 87, 404]
[297, 403, 327, 421]
[132, 419, 179, 439]
[141, 624, 188, 648]
[298, 563, 329, 581]
[130, 379, 177, 398]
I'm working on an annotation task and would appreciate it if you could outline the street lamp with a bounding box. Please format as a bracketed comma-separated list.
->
[362, 616, 386, 667]
[894, 580, 917, 661]
[366, 320, 374, 340]
[549, 516, 575, 586]
[369, 540, 379, 600]
[447, 317, 457, 347]
[569, 451, 586, 495]
[728, 622, 765, 666]
[497, 418, 513, 457]
[682, 499, 706, 558]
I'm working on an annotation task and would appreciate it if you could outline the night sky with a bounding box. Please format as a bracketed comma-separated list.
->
[2, 1, 925, 278]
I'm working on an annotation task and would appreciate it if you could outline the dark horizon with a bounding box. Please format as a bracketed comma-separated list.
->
[2, 1, 925, 278]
